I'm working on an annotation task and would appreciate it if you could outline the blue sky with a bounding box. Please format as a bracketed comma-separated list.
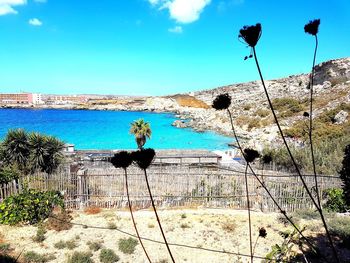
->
[0, 0, 349, 96]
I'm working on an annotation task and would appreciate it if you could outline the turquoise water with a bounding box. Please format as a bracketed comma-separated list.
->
[0, 109, 233, 150]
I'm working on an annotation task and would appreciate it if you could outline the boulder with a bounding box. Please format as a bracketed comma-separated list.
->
[334, 110, 348, 124]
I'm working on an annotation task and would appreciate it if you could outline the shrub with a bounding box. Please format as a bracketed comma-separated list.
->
[33, 225, 46, 243]
[272, 97, 304, 114]
[0, 243, 10, 254]
[264, 136, 350, 175]
[118, 238, 138, 254]
[181, 213, 187, 219]
[0, 166, 20, 185]
[107, 222, 117, 230]
[323, 188, 347, 212]
[180, 223, 190, 229]
[255, 108, 270, 118]
[23, 251, 55, 263]
[99, 248, 120, 263]
[54, 240, 66, 249]
[45, 209, 72, 231]
[221, 221, 236, 232]
[87, 241, 102, 251]
[247, 117, 261, 131]
[0, 189, 64, 225]
[53, 239, 78, 250]
[66, 251, 93, 263]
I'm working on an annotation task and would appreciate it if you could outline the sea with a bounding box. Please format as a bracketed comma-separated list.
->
[0, 108, 233, 150]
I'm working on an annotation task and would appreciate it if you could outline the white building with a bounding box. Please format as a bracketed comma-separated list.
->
[32, 93, 44, 105]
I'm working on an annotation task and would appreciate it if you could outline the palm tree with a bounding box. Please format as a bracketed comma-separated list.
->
[42, 136, 65, 175]
[130, 119, 151, 149]
[28, 132, 47, 173]
[2, 129, 30, 172]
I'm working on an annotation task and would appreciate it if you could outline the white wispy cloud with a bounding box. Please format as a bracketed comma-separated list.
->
[217, 0, 244, 12]
[168, 25, 182, 33]
[0, 0, 27, 16]
[148, 0, 159, 5]
[29, 17, 42, 26]
[149, 0, 211, 24]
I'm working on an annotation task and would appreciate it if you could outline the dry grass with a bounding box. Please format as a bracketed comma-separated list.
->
[221, 221, 236, 233]
[173, 95, 210, 109]
[84, 206, 102, 215]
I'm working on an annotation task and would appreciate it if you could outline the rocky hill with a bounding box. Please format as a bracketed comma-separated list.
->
[170, 57, 350, 149]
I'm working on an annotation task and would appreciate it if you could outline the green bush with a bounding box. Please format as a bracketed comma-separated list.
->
[0, 166, 20, 185]
[0, 189, 64, 225]
[264, 136, 350, 175]
[272, 97, 304, 117]
[118, 238, 138, 254]
[33, 225, 46, 243]
[323, 188, 347, 212]
[54, 239, 77, 250]
[99, 248, 120, 263]
[54, 240, 66, 249]
[66, 251, 93, 263]
[23, 251, 55, 263]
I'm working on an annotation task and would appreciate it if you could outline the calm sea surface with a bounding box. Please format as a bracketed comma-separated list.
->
[0, 109, 233, 150]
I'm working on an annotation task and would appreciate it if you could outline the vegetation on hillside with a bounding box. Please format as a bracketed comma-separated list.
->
[263, 103, 350, 174]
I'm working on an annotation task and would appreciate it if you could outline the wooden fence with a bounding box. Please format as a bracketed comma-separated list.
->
[0, 163, 342, 212]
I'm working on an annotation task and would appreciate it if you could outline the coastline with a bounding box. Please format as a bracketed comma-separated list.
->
[2, 57, 349, 151]
[0, 103, 238, 140]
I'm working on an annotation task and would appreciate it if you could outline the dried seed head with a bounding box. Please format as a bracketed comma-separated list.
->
[304, 19, 320, 36]
[132, 148, 156, 169]
[111, 151, 133, 169]
[244, 148, 260, 163]
[239, 23, 262, 48]
[212, 93, 231, 110]
[259, 227, 267, 238]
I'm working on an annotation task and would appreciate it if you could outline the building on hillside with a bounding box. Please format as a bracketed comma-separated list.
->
[44, 95, 88, 105]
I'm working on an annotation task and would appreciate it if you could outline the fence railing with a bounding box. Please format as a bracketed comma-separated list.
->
[0, 163, 342, 212]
